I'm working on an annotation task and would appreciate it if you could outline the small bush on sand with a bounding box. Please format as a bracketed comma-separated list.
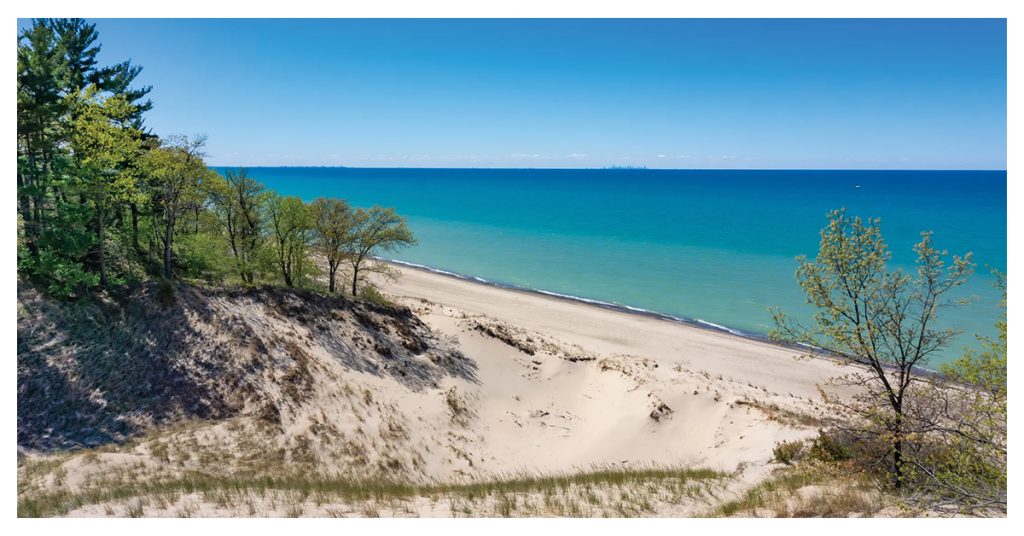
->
[358, 285, 394, 307]
[773, 440, 805, 465]
[807, 430, 853, 463]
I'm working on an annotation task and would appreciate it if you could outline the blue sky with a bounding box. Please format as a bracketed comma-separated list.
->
[21, 19, 1006, 169]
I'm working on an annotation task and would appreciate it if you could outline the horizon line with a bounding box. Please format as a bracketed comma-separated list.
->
[207, 164, 1008, 172]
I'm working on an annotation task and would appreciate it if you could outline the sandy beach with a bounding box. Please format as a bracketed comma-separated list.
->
[382, 263, 850, 399]
[370, 263, 857, 482]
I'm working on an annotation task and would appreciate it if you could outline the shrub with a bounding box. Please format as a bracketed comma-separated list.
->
[358, 285, 394, 307]
[807, 430, 853, 463]
[773, 439, 805, 465]
[26, 249, 100, 299]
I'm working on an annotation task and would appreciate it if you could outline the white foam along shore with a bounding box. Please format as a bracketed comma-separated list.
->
[382, 259, 927, 374]
[383, 258, 755, 339]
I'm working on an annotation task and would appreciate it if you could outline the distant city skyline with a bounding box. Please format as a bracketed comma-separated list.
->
[20, 18, 1007, 169]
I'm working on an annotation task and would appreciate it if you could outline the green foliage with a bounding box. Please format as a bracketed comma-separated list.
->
[772, 209, 1004, 513]
[913, 271, 1006, 510]
[173, 227, 232, 285]
[942, 271, 1006, 397]
[264, 192, 314, 287]
[772, 440, 805, 465]
[771, 208, 973, 490]
[32, 249, 101, 299]
[358, 285, 394, 308]
[206, 169, 266, 285]
[347, 206, 417, 295]
[310, 197, 355, 293]
[806, 430, 853, 463]
[15, 18, 415, 305]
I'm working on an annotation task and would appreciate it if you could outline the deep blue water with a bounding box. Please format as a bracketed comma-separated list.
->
[216, 167, 1006, 364]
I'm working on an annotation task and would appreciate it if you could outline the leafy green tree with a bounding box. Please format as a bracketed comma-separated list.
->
[346, 206, 416, 296]
[771, 208, 973, 489]
[69, 89, 144, 286]
[206, 169, 265, 285]
[142, 135, 209, 279]
[310, 197, 355, 293]
[264, 193, 313, 287]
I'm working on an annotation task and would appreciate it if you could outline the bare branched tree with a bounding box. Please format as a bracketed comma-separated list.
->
[771, 208, 973, 489]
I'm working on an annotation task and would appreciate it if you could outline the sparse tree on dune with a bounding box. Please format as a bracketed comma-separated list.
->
[770, 208, 973, 489]
[346, 206, 416, 296]
[310, 197, 355, 294]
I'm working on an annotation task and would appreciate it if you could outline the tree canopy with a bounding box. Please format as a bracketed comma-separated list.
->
[17, 18, 415, 300]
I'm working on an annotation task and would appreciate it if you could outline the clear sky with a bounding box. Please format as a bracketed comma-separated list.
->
[22, 18, 1007, 169]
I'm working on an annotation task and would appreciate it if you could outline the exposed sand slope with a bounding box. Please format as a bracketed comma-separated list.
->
[18, 266, 859, 516]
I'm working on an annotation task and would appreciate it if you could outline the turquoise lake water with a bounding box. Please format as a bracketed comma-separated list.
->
[217, 167, 1006, 364]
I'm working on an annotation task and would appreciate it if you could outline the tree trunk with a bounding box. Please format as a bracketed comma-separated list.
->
[130, 202, 141, 253]
[893, 437, 903, 489]
[98, 208, 107, 287]
[163, 216, 174, 280]
[892, 407, 904, 489]
[282, 261, 293, 287]
[328, 263, 337, 293]
[17, 170, 38, 257]
[351, 264, 360, 296]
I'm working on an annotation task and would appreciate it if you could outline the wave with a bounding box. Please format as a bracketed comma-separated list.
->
[695, 319, 748, 337]
[386, 259, 485, 282]
[380, 257, 769, 343]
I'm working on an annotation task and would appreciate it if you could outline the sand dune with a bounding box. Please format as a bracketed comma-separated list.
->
[373, 264, 858, 480]
[18, 265, 862, 516]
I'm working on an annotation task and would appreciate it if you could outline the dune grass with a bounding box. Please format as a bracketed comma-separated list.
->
[711, 462, 884, 518]
[18, 464, 729, 517]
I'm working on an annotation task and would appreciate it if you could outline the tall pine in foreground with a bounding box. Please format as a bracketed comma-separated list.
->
[17, 18, 153, 295]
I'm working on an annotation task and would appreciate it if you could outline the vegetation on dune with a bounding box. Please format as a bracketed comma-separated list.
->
[17, 280, 473, 451]
[17, 462, 729, 518]
[771, 209, 1007, 514]
[712, 460, 886, 518]
[18, 18, 414, 299]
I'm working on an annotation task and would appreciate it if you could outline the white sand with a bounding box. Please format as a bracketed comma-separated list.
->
[374, 264, 856, 478]
[35, 264, 864, 517]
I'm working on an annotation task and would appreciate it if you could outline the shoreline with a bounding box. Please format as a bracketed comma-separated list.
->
[382, 257, 800, 350]
[376, 257, 865, 404]
[380, 258, 944, 376]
